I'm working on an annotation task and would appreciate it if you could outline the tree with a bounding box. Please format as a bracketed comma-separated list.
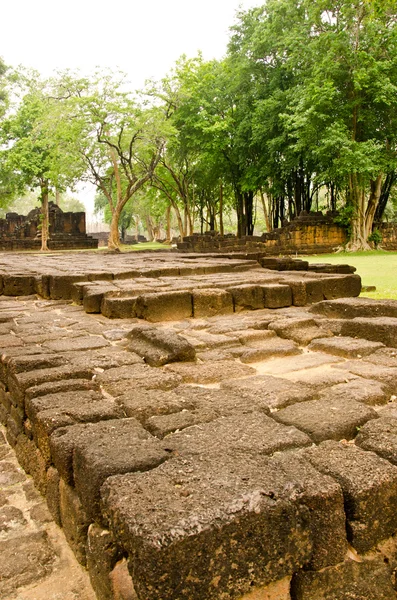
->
[49, 70, 172, 250]
[229, 0, 397, 248]
[0, 71, 81, 250]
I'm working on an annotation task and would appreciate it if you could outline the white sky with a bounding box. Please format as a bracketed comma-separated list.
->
[2, 0, 259, 87]
[1, 0, 259, 218]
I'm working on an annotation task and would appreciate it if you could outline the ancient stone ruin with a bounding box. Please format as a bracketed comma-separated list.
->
[0, 202, 98, 250]
[1, 250, 397, 599]
[178, 210, 397, 255]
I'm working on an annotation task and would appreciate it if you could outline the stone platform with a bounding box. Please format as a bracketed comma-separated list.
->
[1, 251, 397, 599]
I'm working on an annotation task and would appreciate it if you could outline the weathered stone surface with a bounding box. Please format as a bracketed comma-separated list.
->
[26, 390, 125, 462]
[73, 423, 170, 522]
[86, 523, 122, 600]
[291, 557, 396, 600]
[116, 388, 198, 424]
[229, 284, 265, 311]
[128, 325, 196, 366]
[311, 297, 397, 320]
[221, 375, 318, 411]
[42, 335, 110, 353]
[273, 397, 377, 443]
[101, 297, 138, 319]
[332, 359, 397, 392]
[163, 360, 255, 383]
[192, 288, 234, 317]
[262, 284, 292, 309]
[288, 279, 324, 306]
[321, 274, 361, 300]
[0, 531, 55, 597]
[49, 417, 151, 485]
[338, 316, 397, 347]
[0, 504, 26, 532]
[304, 440, 397, 552]
[96, 363, 183, 394]
[363, 346, 397, 367]
[2, 274, 36, 296]
[319, 377, 389, 406]
[135, 290, 193, 322]
[308, 336, 384, 358]
[164, 412, 311, 457]
[101, 453, 313, 600]
[239, 338, 301, 363]
[355, 416, 397, 465]
[46, 466, 61, 526]
[59, 478, 91, 566]
[268, 317, 332, 345]
[14, 434, 48, 493]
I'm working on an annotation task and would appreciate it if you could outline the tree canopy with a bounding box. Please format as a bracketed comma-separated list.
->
[1, 1, 397, 250]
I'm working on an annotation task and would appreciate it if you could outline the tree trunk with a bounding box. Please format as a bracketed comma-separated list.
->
[345, 173, 374, 251]
[108, 209, 122, 251]
[260, 189, 272, 232]
[40, 181, 50, 252]
[219, 181, 224, 236]
[165, 204, 172, 243]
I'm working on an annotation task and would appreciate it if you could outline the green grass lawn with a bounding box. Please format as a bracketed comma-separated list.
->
[304, 251, 397, 300]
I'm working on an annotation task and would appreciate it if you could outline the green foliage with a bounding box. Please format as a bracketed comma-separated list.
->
[367, 229, 383, 248]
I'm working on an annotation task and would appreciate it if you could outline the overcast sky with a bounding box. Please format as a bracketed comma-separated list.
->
[2, 0, 259, 88]
[2, 0, 260, 217]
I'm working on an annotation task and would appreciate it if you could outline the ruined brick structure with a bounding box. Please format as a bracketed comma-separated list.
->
[0, 202, 98, 250]
[178, 211, 348, 254]
[1, 251, 397, 599]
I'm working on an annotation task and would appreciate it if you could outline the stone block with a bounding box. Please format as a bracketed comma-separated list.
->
[59, 478, 91, 566]
[339, 317, 397, 347]
[268, 317, 332, 345]
[101, 297, 138, 319]
[322, 274, 361, 299]
[128, 325, 196, 366]
[192, 288, 234, 317]
[49, 417, 150, 485]
[46, 466, 61, 526]
[229, 284, 265, 311]
[49, 274, 88, 300]
[164, 412, 311, 458]
[304, 440, 397, 552]
[164, 359, 255, 384]
[2, 274, 36, 296]
[287, 279, 324, 306]
[135, 291, 193, 322]
[273, 396, 377, 443]
[355, 416, 397, 465]
[0, 532, 55, 598]
[240, 338, 301, 363]
[86, 523, 122, 600]
[332, 360, 397, 392]
[73, 424, 170, 523]
[96, 364, 183, 396]
[14, 433, 48, 494]
[43, 335, 110, 353]
[116, 388, 197, 424]
[311, 297, 397, 320]
[26, 390, 124, 462]
[291, 557, 395, 600]
[308, 336, 384, 358]
[101, 453, 314, 600]
[262, 284, 292, 308]
[319, 378, 389, 406]
[83, 287, 114, 313]
[221, 375, 318, 411]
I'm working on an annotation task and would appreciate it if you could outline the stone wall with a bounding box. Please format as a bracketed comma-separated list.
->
[0, 202, 98, 250]
[178, 212, 347, 254]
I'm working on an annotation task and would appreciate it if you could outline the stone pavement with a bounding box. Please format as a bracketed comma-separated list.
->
[1, 251, 397, 599]
[0, 423, 96, 600]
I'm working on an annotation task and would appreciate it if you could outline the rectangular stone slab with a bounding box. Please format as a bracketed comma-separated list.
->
[304, 440, 397, 552]
[101, 453, 314, 600]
